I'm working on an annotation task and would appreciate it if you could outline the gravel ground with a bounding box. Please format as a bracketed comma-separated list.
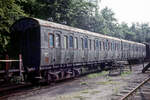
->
[8, 63, 150, 100]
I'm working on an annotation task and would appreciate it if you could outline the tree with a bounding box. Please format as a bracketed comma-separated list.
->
[100, 7, 118, 36]
[0, 0, 26, 58]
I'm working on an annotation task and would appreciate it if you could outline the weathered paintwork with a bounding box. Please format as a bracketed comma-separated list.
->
[11, 18, 146, 70]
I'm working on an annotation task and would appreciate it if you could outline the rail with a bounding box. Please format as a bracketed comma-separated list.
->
[0, 60, 20, 62]
[0, 54, 23, 76]
[120, 76, 150, 100]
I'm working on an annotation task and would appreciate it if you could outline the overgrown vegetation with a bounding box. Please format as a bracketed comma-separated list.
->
[87, 71, 109, 78]
[121, 70, 132, 77]
[80, 81, 88, 85]
[80, 89, 89, 94]
[1, 0, 150, 58]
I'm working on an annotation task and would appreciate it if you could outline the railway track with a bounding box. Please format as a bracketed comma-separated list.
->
[0, 83, 33, 100]
[111, 75, 150, 100]
[0, 67, 106, 99]
[1, 64, 149, 100]
[0, 76, 82, 100]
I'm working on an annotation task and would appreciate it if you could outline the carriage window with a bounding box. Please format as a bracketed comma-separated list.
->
[64, 36, 68, 49]
[113, 43, 114, 50]
[56, 34, 60, 48]
[106, 40, 108, 50]
[49, 34, 54, 47]
[109, 42, 111, 50]
[111, 43, 113, 51]
[114, 43, 115, 50]
[94, 40, 96, 50]
[116, 43, 118, 50]
[85, 38, 88, 48]
[89, 39, 92, 50]
[118, 43, 120, 50]
[96, 40, 99, 48]
[112, 43, 114, 50]
[99, 41, 101, 50]
[114, 43, 116, 50]
[103, 41, 105, 51]
[108, 42, 110, 51]
[115, 43, 117, 50]
[74, 37, 78, 49]
[81, 38, 84, 50]
[69, 36, 73, 48]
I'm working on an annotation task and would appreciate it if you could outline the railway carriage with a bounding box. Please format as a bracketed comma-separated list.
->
[10, 17, 146, 83]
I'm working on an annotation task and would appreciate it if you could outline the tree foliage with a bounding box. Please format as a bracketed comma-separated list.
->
[1, 0, 150, 58]
[0, 0, 26, 57]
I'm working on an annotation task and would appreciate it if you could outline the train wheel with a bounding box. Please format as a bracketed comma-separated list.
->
[74, 68, 80, 77]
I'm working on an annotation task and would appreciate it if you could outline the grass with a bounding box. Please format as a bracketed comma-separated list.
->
[96, 76, 118, 85]
[113, 87, 119, 94]
[73, 95, 86, 100]
[80, 82, 88, 85]
[121, 70, 131, 77]
[96, 80, 116, 85]
[56, 95, 73, 100]
[87, 71, 109, 78]
[80, 89, 89, 94]
[96, 81, 110, 85]
[90, 90, 100, 95]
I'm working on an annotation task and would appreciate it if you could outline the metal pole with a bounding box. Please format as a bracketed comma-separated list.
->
[5, 55, 9, 72]
[19, 54, 22, 76]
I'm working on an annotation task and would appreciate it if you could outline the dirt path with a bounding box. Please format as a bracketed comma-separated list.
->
[8, 64, 150, 100]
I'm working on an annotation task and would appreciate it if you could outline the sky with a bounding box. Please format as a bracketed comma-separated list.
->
[100, 0, 150, 25]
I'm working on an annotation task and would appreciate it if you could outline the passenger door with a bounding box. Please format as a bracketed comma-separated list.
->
[80, 37, 84, 62]
[73, 35, 79, 63]
[68, 34, 74, 63]
[95, 39, 99, 61]
[84, 37, 88, 62]
[54, 31, 62, 64]
[62, 34, 69, 64]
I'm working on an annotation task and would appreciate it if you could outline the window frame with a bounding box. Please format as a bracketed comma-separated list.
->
[81, 38, 84, 50]
[106, 40, 108, 50]
[108, 41, 110, 51]
[64, 35, 68, 49]
[89, 39, 92, 50]
[103, 41, 105, 51]
[48, 33, 54, 48]
[55, 34, 61, 48]
[74, 37, 78, 49]
[99, 41, 101, 51]
[94, 40, 96, 50]
[84, 38, 88, 49]
[96, 39, 99, 49]
[111, 42, 113, 51]
[69, 35, 74, 48]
